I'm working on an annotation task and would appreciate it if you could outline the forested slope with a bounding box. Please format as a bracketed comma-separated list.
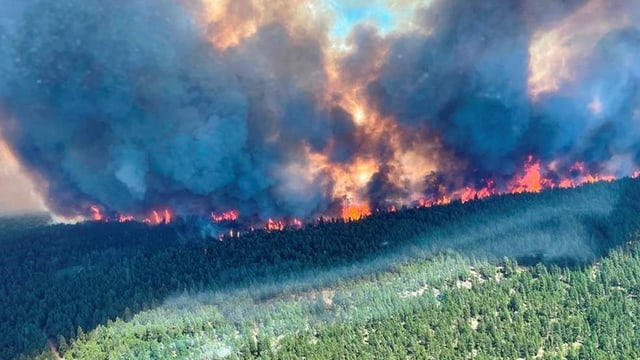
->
[62, 242, 640, 359]
[2, 178, 640, 359]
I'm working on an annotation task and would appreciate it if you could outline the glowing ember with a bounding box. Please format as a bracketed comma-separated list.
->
[585, 174, 616, 184]
[117, 214, 135, 223]
[291, 218, 303, 228]
[459, 187, 477, 203]
[90, 206, 103, 221]
[475, 184, 495, 200]
[558, 178, 575, 189]
[152, 210, 162, 224]
[211, 210, 240, 223]
[266, 218, 285, 231]
[416, 198, 430, 208]
[144, 209, 172, 225]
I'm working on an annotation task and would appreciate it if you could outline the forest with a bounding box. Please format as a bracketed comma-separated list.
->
[2, 177, 640, 359]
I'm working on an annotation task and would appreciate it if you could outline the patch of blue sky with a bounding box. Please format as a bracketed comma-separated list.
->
[325, 0, 434, 40]
[326, 1, 397, 39]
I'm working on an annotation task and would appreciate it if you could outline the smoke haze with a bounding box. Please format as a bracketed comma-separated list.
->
[0, 0, 639, 223]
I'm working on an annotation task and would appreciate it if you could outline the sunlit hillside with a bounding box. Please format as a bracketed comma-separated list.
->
[3, 178, 640, 359]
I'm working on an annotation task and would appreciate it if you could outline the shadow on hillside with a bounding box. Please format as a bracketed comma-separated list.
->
[4, 179, 640, 359]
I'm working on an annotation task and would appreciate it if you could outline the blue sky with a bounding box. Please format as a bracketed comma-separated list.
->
[324, 1, 432, 39]
[332, 3, 393, 36]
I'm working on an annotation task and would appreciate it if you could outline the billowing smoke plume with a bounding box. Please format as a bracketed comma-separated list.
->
[366, 0, 640, 185]
[0, 0, 639, 223]
[0, 0, 348, 220]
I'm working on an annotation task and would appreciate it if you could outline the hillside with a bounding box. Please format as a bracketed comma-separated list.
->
[3, 178, 640, 359]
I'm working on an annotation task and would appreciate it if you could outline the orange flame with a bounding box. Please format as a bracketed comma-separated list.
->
[144, 208, 172, 225]
[266, 218, 285, 231]
[291, 218, 303, 228]
[411, 156, 624, 208]
[558, 161, 616, 188]
[82, 152, 634, 234]
[90, 205, 103, 221]
[416, 198, 430, 208]
[211, 210, 240, 222]
[117, 214, 135, 223]
[341, 203, 371, 221]
[475, 184, 495, 200]
[510, 156, 553, 193]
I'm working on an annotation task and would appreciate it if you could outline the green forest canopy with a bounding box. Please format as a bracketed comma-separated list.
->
[2, 177, 640, 359]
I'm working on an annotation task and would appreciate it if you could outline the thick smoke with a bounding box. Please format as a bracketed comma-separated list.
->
[0, 0, 639, 221]
[365, 0, 640, 185]
[0, 0, 353, 219]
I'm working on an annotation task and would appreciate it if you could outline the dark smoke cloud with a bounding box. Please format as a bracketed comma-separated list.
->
[366, 1, 536, 181]
[367, 164, 408, 211]
[365, 0, 640, 185]
[529, 25, 640, 177]
[0, 0, 356, 219]
[1, 0, 640, 221]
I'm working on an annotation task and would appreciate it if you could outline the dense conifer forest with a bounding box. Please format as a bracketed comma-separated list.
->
[3, 178, 640, 359]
